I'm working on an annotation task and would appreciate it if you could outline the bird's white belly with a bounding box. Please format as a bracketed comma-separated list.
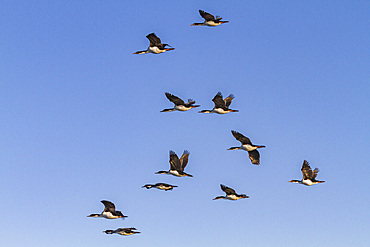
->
[157, 185, 168, 190]
[214, 108, 228, 114]
[302, 179, 313, 186]
[149, 46, 165, 54]
[170, 170, 181, 176]
[243, 144, 257, 151]
[205, 21, 220, 26]
[175, 105, 190, 111]
[102, 212, 117, 219]
[227, 195, 239, 200]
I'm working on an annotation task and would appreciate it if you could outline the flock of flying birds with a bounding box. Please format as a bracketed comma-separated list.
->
[87, 9, 325, 237]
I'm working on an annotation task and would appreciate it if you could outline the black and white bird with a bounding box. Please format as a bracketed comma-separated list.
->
[133, 33, 175, 54]
[199, 92, 238, 114]
[103, 228, 140, 236]
[228, 130, 266, 165]
[87, 200, 127, 219]
[161, 92, 200, 112]
[156, 150, 193, 177]
[191, 10, 229, 27]
[289, 160, 325, 186]
[142, 183, 178, 191]
[213, 184, 249, 200]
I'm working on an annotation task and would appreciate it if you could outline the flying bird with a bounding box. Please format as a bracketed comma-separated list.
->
[142, 183, 178, 191]
[133, 33, 175, 54]
[87, 200, 127, 219]
[199, 92, 238, 114]
[289, 160, 325, 186]
[156, 150, 193, 177]
[103, 228, 140, 236]
[161, 92, 200, 112]
[190, 10, 229, 27]
[213, 184, 249, 200]
[228, 130, 266, 165]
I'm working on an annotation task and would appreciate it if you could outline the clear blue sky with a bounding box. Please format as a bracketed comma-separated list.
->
[1, 1, 369, 246]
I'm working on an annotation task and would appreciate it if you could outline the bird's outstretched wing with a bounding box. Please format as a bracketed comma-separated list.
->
[215, 16, 223, 21]
[146, 33, 162, 46]
[224, 94, 234, 107]
[165, 92, 185, 105]
[199, 10, 215, 21]
[312, 168, 320, 180]
[180, 150, 190, 170]
[187, 99, 196, 105]
[231, 130, 252, 145]
[101, 200, 116, 213]
[212, 92, 227, 109]
[248, 150, 260, 165]
[221, 184, 236, 195]
[301, 160, 313, 180]
[169, 150, 182, 171]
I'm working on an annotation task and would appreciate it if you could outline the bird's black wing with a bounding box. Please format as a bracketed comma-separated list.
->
[221, 184, 236, 195]
[165, 92, 185, 105]
[231, 130, 252, 145]
[248, 150, 260, 165]
[186, 98, 196, 106]
[101, 200, 116, 213]
[215, 16, 223, 21]
[169, 150, 182, 171]
[312, 168, 320, 180]
[212, 92, 227, 110]
[301, 160, 313, 180]
[199, 10, 216, 21]
[224, 94, 234, 107]
[180, 150, 190, 170]
[146, 33, 162, 46]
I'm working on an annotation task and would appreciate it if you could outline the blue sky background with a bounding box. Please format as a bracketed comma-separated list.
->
[1, 1, 369, 246]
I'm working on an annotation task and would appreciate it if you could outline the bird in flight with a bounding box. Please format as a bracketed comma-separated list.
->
[191, 10, 229, 27]
[87, 200, 127, 219]
[161, 92, 200, 112]
[133, 33, 174, 54]
[199, 92, 238, 114]
[142, 183, 178, 191]
[156, 150, 193, 177]
[228, 130, 266, 165]
[213, 184, 249, 200]
[103, 228, 140, 236]
[289, 160, 325, 186]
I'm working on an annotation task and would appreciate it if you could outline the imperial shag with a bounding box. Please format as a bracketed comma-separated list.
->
[87, 200, 127, 219]
[213, 184, 249, 200]
[156, 150, 193, 177]
[228, 130, 265, 165]
[191, 10, 229, 27]
[199, 92, 238, 114]
[289, 160, 325, 186]
[133, 33, 174, 54]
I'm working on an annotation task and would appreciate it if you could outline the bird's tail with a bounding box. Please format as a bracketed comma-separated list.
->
[160, 108, 175, 112]
[190, 23, 204, 26]
[132, 50, 148, 54]
[87, 214, 99, 217]
[227, 147, 240, 150]
[198, 110, 211, 113]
